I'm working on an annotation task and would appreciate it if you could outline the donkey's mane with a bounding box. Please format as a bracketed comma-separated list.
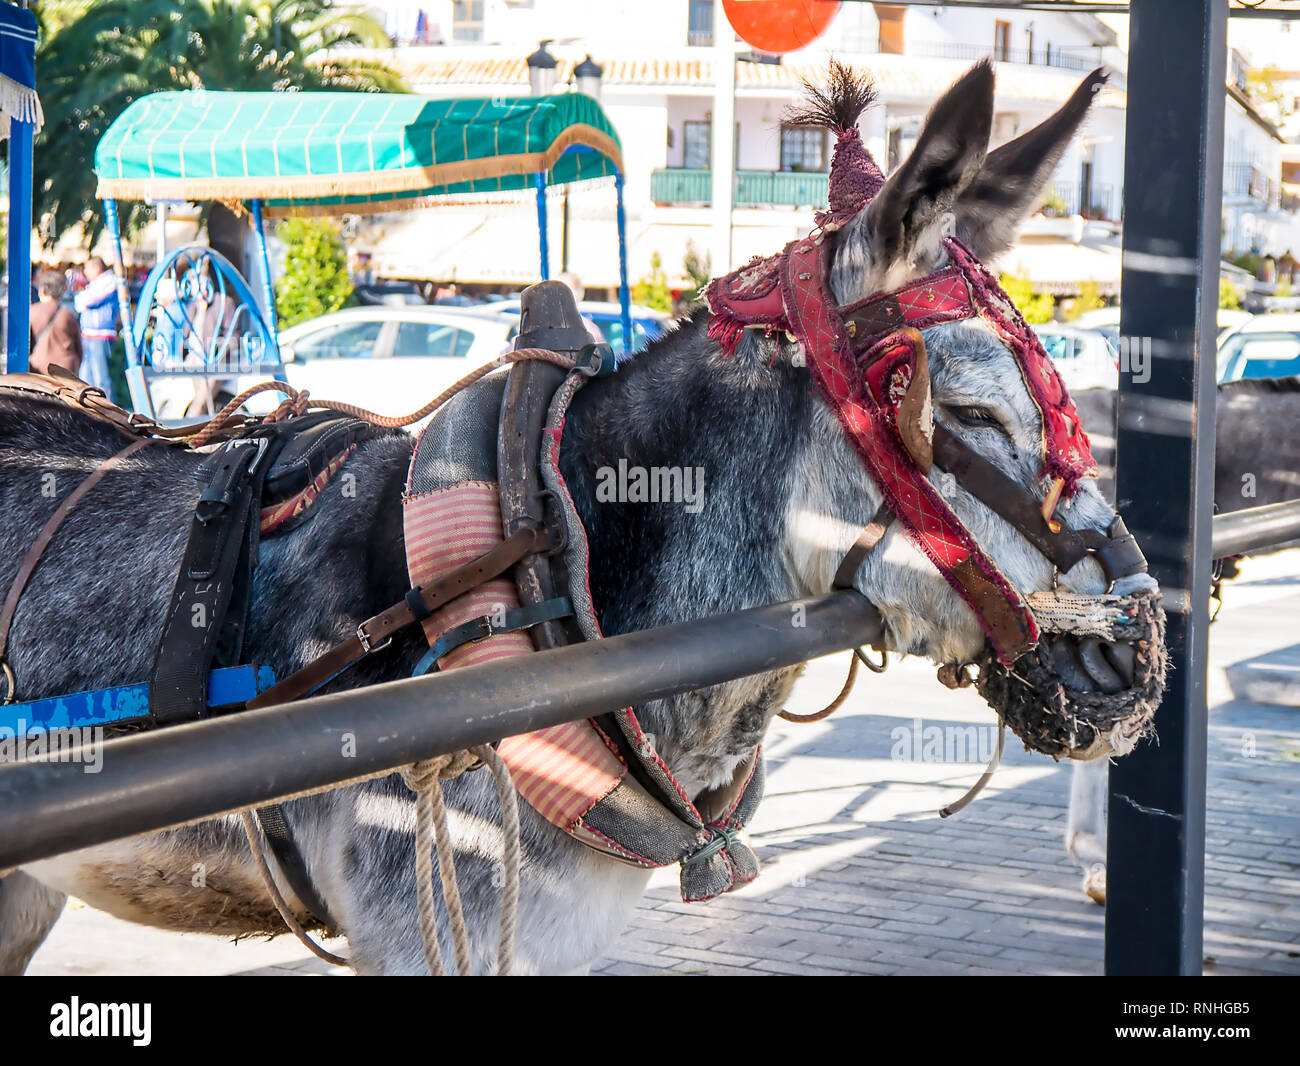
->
[785, 59, 878, 133]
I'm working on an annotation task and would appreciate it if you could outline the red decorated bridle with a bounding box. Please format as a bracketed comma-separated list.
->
[708, 229, 1148, 664]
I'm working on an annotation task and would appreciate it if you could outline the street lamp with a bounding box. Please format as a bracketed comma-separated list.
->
[526, 40, 558, 96]
[573, 54, 604, 99]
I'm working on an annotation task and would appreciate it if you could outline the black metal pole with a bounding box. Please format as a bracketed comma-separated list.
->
[1107, 0, 1226, 976]
[0, 592, 882, 872]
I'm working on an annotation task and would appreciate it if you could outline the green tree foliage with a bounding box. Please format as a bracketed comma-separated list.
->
[1219, 276, 1243, 311]
[274, 217, 353, 327]
[632, 252, 673, 314]
[679, 240, 712, 307]
[1061, 280, 1105, 322]
[33, 0, 404, 247]
[998, 271, 1055, 325]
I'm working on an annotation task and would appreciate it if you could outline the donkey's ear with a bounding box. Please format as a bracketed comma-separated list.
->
[863, 60, 994, 271]
[954, 68, 1108, 261]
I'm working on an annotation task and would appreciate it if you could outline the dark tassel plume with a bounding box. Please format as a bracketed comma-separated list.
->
[785, 59, 878, 133]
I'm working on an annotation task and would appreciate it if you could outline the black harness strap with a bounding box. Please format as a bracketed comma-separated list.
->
[149, 428, 339, 928]
[149, 437, 270, 725]
[253, 804, 337, 930]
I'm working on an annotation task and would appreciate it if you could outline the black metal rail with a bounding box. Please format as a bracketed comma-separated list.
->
[1, 495, 1296, 876]
[1211, 498, 1300, 560]
[0, 591, 883, 872]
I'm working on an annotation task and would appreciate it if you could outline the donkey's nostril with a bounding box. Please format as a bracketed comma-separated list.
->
[1078, 637, 1125, 695]
[1101, 640, 1137, 687]
[1051, 637, 1096, 692]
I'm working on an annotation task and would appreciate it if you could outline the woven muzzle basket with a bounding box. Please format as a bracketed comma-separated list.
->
[973, 590, 1168, 761]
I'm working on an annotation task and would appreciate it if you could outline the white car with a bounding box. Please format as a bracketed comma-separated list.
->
[459, 299, 670, 355]
[1032, 324, 1119, 391]
[148, 306, 517, 420]
[1072, 306, 1252, 346]
[1216, 312, 1300, 383]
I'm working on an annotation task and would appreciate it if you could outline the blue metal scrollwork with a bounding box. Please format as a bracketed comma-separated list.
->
[130, 245, 280, 375]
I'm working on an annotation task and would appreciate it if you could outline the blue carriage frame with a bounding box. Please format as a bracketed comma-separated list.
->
[2, 0, 37, 371]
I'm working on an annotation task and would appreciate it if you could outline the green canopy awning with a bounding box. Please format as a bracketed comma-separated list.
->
[94, 90, 624, 215]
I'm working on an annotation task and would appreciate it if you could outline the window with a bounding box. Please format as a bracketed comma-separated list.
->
[453, 0, 484, 43]
[1038, 331, 1080, 363]
[687, 0, 713, 47]
[1219, 333, 1300, 381]
[994, 20, 1011, 62]
[393, 322, 473, 358]
[780, 126, 826, 172]
[875, 4, 906, 55]
[292, 321, 384, 360]
[682, 121, 710, 169]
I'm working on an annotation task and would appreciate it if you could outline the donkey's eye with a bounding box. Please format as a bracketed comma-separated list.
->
[947, 404, 1004, 432]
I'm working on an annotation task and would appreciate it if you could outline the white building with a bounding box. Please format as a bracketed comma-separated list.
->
[1222, 46, 1300, 264]
[342, 2, 1293, 296]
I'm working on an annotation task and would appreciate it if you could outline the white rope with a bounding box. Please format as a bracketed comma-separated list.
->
[240, 742, 522, 976]
[401, 745, 521, 976]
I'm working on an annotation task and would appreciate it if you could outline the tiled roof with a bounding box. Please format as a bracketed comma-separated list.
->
[379, 51, 1126, 108]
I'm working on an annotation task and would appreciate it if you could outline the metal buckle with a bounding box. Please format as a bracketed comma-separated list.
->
[575, 342, 614, 377]
[357, 623, 393, 655]
[467, 616, 495, 644]
[235, 436, 270, 475]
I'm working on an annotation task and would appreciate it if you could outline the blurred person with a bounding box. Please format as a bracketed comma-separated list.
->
[28, 269, 82, 377]
[73, 255, 119, 394]
[556, 271, 604, 343]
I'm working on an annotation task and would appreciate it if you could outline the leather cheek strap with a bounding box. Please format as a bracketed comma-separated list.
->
[834, 502, 894, 590]
[930, 423, 1148, 585]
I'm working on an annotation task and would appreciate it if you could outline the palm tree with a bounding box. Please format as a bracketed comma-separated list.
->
[33, 0, 405, 245]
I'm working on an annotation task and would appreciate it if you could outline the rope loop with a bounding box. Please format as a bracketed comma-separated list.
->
[403, 744, 520, 976]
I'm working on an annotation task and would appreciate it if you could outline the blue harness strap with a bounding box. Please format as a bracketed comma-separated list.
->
[411, 597, 573, 677]
[0, 664, 276, 736]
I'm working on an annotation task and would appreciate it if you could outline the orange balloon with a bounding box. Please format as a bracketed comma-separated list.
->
[721, 0, 842, 55]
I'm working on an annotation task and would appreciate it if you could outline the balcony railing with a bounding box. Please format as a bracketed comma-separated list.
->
[651, 168, 830, 208]
[906, 41, 1099, 73]
[1224, 163, 1282, 210]
[1046, 181, 1119, 221]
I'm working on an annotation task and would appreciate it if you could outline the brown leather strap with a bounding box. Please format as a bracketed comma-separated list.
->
[931, 423, 1092, 573]
[779, 649, 861, 724]
[834, 502, 894, 590]
[1078, 519, 1149, 586]
[0, 437, 155, 701]
[245, 524, 550, 711]
[0, 368, 249, 443]
[950, 556, 1036, 662]
[931, 424, 1149, 588]
[841, 295, 904, 348]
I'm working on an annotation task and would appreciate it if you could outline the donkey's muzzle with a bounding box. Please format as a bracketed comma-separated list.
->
[962, 589, 1167, 761]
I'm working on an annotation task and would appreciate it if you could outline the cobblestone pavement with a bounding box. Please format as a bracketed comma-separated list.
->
[28, 555, 1300, 976]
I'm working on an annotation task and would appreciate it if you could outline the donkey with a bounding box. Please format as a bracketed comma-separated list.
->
[0, 62, 1158, 975]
